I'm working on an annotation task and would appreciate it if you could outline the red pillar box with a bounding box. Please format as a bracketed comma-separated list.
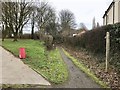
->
[19, 48, 26, 59]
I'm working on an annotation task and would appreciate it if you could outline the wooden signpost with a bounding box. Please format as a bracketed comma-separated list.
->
[105, 32, 110, 72]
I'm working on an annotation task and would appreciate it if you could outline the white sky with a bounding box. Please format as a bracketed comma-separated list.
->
[45, 0, 113, 29]
[1, 0, 113, 30]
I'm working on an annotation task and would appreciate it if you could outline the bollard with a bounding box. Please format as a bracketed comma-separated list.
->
[19, 48, 26, 59]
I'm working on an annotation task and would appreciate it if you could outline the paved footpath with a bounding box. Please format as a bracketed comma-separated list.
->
[0, 46, 50, 85]
[52, 48, 101, 88]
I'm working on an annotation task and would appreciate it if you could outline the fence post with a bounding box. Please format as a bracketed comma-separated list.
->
[105, 32, 110, 72]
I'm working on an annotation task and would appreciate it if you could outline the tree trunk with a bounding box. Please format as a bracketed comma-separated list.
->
[13, 29, 18, 41]
[13, 33, 18, 41]
[31, 13, 35, 39]
[2, 25, 5, 41]
[2, 31, 5, 41]
[8, 28, 12, 38]
[31, 23, 34, 39]
[2, 30, 4, 41]
[19, 28, 23, 39]
[2, 25, 8, 41]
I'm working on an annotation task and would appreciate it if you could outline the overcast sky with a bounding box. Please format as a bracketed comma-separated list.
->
[2, 0, 113, 30]
[44, 0, 113, 30]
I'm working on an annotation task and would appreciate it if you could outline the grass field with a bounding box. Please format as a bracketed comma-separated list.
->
[2, 39, 68, 84]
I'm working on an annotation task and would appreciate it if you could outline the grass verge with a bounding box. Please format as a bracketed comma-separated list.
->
[2, 84, 36, 88]
[2, 39, 68, 84]
[62, 48, 108, 88]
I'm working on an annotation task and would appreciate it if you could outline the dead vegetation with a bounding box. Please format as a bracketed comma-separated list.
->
[63, 46, 120, 89]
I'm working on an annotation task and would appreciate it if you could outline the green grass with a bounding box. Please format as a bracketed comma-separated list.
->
[2, 84, 36, 88]
[2, 84, 47, 88]
[62, 48, 108, 88]
[39, 49, 68, 83]
[2, 39, 68, 84]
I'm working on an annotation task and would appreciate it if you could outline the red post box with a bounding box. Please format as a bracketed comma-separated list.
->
[19, 48, 26, 59]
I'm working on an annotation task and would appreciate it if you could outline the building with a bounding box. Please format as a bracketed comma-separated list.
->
[103, 0, 120, 25]
[73, 29, 87, 37]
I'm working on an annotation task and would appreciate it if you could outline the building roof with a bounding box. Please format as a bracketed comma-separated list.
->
[103, 1, 115, 18]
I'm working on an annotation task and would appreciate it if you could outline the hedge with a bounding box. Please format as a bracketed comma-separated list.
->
[63, 23, 120, 72]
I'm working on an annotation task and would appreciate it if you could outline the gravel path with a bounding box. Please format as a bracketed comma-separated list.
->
[51, 48, 101, 88]
[0, 46, 50, 85]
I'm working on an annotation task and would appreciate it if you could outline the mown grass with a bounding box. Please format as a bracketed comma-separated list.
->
[2, 39, 68, 84]
[62, 48, 108, 88]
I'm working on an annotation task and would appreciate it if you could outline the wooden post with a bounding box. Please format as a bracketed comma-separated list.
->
[105, 32, 110, 72]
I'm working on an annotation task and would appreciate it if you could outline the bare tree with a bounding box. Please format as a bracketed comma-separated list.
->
[31, 12, 35, 39]
[45, 17, 59, 37]
[79, 23, 88, 30]
[2, 2, 8, 41]
[92, 17, 96, 29]
[36, 1, 56, 39]
[97, 22, 100, 27]
[59, 9, 76, 31]
[2, 1, 32, 41]
[30, 5, 37, 39]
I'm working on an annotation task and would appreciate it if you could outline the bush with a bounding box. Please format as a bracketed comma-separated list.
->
[44, 35, 53, 50]
[34, 32, 40, 40]
[53, 35, 64, 44]
[20, 34, 31, 39]
[20, 32, 41, 40]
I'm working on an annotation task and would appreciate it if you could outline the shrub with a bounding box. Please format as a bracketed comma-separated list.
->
[34, 32, 40, 40]
[44, 35, 53, 50]
[20, 34, 31, 39]
[53, 35, 64, 44]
